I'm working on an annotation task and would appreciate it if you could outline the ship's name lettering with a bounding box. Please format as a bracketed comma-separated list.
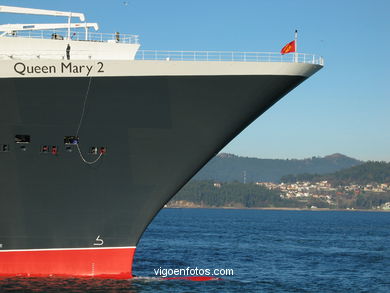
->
[14, 63, 56, 75]
[14, 62, 102, 76]
[61, 62, 94, 76]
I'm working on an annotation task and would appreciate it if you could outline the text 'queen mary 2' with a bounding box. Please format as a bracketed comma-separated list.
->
[0, 5, 323, 278]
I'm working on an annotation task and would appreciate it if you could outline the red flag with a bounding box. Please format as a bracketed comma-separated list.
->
[280, 40, 296, 55]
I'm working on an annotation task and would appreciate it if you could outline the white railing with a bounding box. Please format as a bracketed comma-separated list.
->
[0, 48, 324, 65]
[0, 50, 95, 60]
[136, 50, 324, 65]
[1, 30, 139, 44]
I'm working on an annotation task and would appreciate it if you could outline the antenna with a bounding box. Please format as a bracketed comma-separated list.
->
[294, 29, 298, 62]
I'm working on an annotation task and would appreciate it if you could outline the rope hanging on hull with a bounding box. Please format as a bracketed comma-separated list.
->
[75, 74, 103, 165]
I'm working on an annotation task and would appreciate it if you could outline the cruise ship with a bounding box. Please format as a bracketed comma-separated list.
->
[0, 5, 323, 278]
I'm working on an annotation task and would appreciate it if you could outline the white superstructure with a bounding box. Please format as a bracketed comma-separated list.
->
[0, 5, 323, 77]
[0, 5, 140, 60]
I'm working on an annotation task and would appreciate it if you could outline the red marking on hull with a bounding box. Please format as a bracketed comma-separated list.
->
[0, 248, 135, 279]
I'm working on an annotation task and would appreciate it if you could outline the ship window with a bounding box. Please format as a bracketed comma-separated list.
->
[64, 136, 79, 145]
[15, 135, 30, 144]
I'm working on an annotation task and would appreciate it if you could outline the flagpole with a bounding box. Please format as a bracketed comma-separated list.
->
[294, 29, 298, 62]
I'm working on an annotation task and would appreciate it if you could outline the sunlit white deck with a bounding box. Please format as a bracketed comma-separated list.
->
[0, 36, 323, 65]
[0, 5, 323, 65]
[136, 50, 324, 65]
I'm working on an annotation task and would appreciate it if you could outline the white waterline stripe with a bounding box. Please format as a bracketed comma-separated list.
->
[0, 246, 136, 252]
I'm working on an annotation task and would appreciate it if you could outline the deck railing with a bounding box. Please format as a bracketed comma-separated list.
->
[136, 50, 324, 65]
[1, 30, 139, 44]
[0, 47, 324, 65]
[1, 30, 323, 65]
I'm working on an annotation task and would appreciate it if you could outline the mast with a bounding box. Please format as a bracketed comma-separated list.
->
[294, 29, 298, 62]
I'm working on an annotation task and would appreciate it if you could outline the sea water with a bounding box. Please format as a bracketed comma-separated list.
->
[1, 209, 389, 292]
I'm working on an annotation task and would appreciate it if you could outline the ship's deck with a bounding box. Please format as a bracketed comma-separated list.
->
[0, 29, 323, 64]
[135, 50, 324, 65]
[1, 29, 139, 44]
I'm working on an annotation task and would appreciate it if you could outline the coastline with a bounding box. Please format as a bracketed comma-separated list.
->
[165, 204, 390, 213]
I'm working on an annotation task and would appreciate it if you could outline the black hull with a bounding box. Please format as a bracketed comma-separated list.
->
[0, 75, 304, 272]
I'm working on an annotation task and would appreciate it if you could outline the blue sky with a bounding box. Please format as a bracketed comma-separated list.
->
[1, 0, 389, 161]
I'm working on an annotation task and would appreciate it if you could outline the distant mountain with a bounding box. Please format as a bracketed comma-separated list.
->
[193, 153, 362, 183]
[281, 161, 390, 185]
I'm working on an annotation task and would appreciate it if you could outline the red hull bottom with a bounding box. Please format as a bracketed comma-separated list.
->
[0, 247, 136, 279]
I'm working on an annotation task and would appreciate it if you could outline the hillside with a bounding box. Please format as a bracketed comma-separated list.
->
[281, 161, 390, 185]
[170, 181, 305, 208]
[193, 153, 362, 183]
[170, 161, 390, 210]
